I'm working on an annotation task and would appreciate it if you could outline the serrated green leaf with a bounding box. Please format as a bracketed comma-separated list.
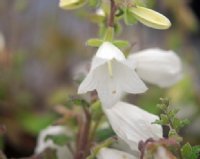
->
[191, 145, 200, 159]
[169, 129, 177, 137]
[157, 104, 167, 110]
[160, 114, 169, 125]
[181, 143, 194, 159]
[180, 119, 190, 127]
[172, 118, 181, 131]
[86, 39, 103, 47]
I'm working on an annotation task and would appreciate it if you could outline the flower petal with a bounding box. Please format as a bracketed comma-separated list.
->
[104, 102, 163, 151]
[97, 148, 137, 159]
[78, 71, 96, 94]
[95, 60, 147, 108]
[35, 126, 73, 159]
[128, 48, 182, 87]
[96, 42, 126, 61]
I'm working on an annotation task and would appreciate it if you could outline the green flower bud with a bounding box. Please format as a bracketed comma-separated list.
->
[130, 6, 171, 30]
[59, 0, 86, 10]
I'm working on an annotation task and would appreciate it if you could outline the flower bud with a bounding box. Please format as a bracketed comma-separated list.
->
[130, 6, 171, 30]
[59, 0, 86, 10]
[104, 102, 163, 151]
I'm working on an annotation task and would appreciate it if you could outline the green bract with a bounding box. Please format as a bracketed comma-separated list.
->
[59, 0, 86, 10]
[130, 6, 171, 30]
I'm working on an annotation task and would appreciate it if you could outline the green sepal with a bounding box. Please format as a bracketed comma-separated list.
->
[104, 27, 114, 41]
[91, 100, 103, 120]
[86, 39, 103, 47]
[112, 40, 129, 48]
[124, 8, 137, 25]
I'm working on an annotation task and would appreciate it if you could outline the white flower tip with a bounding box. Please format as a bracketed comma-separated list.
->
[97, 148, 137, 159]
[129, 48, 183, 88]
[96, 42, 125, 61]
[104, 102, 163, 151]
[96, 8, 106, 16]
[35, 125, 71, 154]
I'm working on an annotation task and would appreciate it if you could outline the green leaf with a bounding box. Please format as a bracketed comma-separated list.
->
[124, 9, 137, 25]
[191, 145, 200, 159]
[86, 39, 103, 47]
[152, 119, 163, 125]
[72, 98, 90, 107]
[168, 129, 177, 138]
[181, 143, 196, 159]
[96, 128, 115, 142]
[112, 40, 129, 48]
[160, 114, 169, 125]
[20, 114, 56, 135]
[45, 134, 72, 146]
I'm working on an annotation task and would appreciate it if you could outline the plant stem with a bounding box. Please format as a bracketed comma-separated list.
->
[74, 107, 91, 159]
[107, 0, 117, 27]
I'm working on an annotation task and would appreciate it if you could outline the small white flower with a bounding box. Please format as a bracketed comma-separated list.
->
[128, 48, 182, 88]
[35, 125, 73, 159]
[97, 148, 137, 159]
[78, 42, 147, 108]
[96, 8, 106, 17]
[104, 101, 163, 151]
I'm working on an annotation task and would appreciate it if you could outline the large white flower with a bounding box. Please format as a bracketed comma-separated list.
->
[104, 102, 163, 151]
[97, 148, 137, 159]
[78, 42, 147, 108]
[35, 125, 73, 159]
[128, 48, 182, 88]
[97, 147, 173, 159]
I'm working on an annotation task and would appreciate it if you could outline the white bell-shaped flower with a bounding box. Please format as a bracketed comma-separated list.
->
[104, 102, 163, 151]
[35, 126, 73, 159]
[97, 148, 137, 159]
[78, 42, 147, 108]
[128, 48, 182, 88]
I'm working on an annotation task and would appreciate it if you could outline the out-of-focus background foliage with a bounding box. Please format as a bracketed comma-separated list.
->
[0, 0, 200, 157]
